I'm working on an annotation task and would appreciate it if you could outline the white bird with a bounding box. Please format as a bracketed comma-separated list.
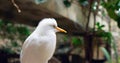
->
[20, 18, 67, 63]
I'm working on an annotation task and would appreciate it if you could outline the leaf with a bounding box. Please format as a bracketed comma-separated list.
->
[101, 25, 105, 28]
[11, 41, 19, 47]
[6, 23, 16, 33]
[17, 26, 30, 36]
[108, 9, 118, 20]
[72, 37, 83, 47]
[78, 0, 88, 6]
[96, 22, 100, 27]
[105, 33, 119, 63]
[63, 0, 71, 7]
[100, 47, 112, 63]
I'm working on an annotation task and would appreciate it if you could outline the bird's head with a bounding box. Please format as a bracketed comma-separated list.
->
[36, 18, 67, 34]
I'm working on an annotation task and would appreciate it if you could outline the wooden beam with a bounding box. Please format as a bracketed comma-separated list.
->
[0, 0, 85, 35]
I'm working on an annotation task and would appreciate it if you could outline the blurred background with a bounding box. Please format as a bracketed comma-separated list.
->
[0, 0, 120, 63]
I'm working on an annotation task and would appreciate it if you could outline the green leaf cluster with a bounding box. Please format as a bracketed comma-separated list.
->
[78, 0, 88, 6]
[0, 19, 30, 38]
[96, 22, 105, 31]
[100, 47, 112, 63]
[72, 37, 83, 47]
[62, 0, 120, 28]
[101, 0, 120, 28]
[95, 22, 118, 63]
[0, 19, 31, 54]
[63, 0, 71, 7]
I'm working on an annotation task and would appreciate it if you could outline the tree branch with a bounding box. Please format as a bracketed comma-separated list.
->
[11, 0, 21, 13]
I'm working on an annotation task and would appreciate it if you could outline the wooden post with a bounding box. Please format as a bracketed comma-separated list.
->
[84, 34, 93, 63]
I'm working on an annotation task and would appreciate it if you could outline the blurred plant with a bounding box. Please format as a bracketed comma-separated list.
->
[119, 57, 120, 63]
[101, 0, 120, 28]
[95, 22, 118, 63]
[63, 35, 83, 48]
[78, 0, 88, 6]
[71, 37, 83, 47]
[62, 0, 120, 28]
[107, 33, 119, 63]
[63, 0, 71, 7]
[96, 22, 105, 31]
[62, 0, 120, 62]
[100, 33, 118, 63]
[100, 47, 112, 63]
[0, 19, 31, 54]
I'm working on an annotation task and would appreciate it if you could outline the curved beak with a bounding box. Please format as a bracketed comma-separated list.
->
[55, 27, 67, 33]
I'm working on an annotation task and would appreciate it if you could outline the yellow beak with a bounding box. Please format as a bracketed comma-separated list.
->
[55, 27, 67, 33]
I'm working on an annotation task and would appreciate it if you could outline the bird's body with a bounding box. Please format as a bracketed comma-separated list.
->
[20, 18, 66, 63]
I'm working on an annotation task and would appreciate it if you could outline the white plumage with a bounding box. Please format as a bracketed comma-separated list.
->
[20, 18, 66, 63]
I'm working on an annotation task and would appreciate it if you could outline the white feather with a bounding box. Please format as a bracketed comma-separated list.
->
[20, 18, 57, 63]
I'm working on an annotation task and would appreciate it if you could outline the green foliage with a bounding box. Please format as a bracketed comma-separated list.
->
[96, 22, 105, 31]
[63, 0, 71, 7]
[63, 0, 120, 28]
[1, 41, 21, 54]
[0, 19, 4, 28]
[72, 37, 83, 47]
[103, 31, 118, 63]
[101, 0, 120, 28]
[0, 19, 31, 54]
[2, 47, 15, 54]
[104, 32, 118, 63]
[100, 47, 112, 63]
[95, 22, 109, 37]
[117, 20, 120, 28]
[0, 20, 30, 38]
[78, 0, 88, 6]
[63, 36, 68, 42]
[17, 26, 30, 36]
[95, 22, 118, 63]
[119, 57, 120, 63]
[63, 0, 88, 7]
